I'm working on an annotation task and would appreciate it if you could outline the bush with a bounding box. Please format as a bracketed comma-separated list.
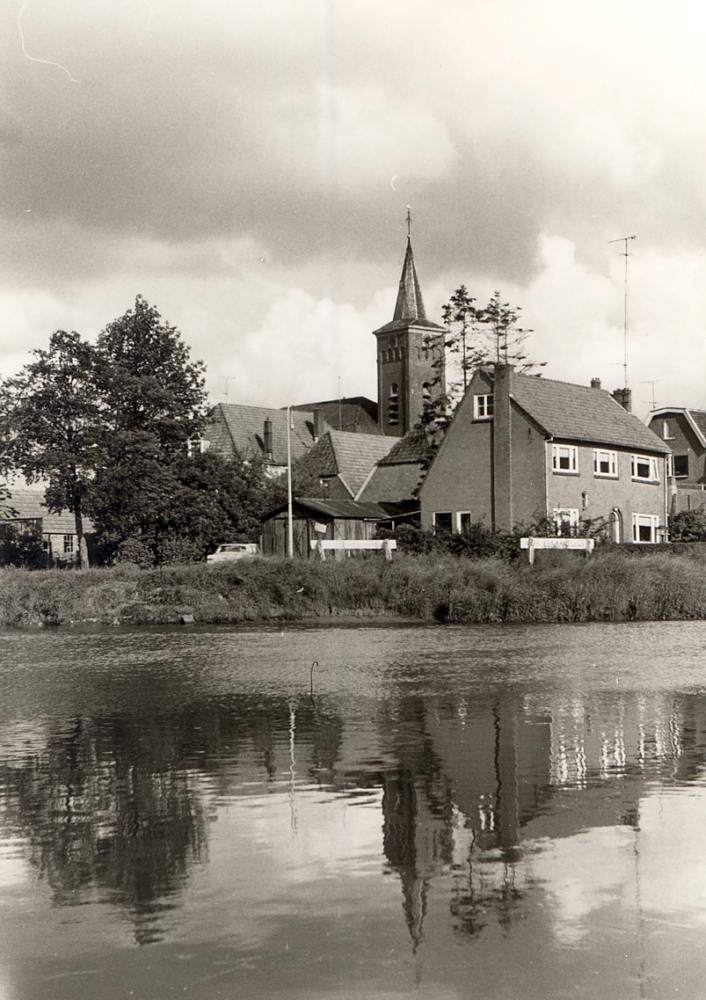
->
[0, 524, 47, 569]
[669, 508, 706, 542]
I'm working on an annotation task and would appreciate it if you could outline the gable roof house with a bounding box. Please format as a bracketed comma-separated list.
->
[419, 366, 671, 544]
[0, 487, 93, 565]
[293, 430, 396, 499]
[356, 426, 435, 504]
[200, 403, 325, 473]
[646, 407, 706, 512]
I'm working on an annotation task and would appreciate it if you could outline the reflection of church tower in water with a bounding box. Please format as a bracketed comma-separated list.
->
[373, 216, 446, 437]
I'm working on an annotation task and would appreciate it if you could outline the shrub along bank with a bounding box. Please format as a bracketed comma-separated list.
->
[3, 547, 706, 627]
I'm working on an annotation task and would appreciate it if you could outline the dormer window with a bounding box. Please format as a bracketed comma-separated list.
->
[473, 394, 494, 420]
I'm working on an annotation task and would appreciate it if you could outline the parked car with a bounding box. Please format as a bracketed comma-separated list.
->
[206, 542, 260, 563]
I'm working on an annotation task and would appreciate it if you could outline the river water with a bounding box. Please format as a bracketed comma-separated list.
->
[1, 620, 705, 999]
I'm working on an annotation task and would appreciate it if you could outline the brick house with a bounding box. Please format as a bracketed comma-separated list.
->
[646, 407, 706, 512]
[419, 366, 671, 543]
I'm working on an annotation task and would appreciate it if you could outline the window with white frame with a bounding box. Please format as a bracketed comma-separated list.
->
[662, 419, 675, 440]
[552, 508, 580, 536]
[552, 444, 579, 474]
[593, 449, 618, 477]
[473, 394, 494, 420]
[63, 535, 74, 554]
[457, 511, 472, 534]
[433, 511, 453, 534]
[631, 454, 659, 482]
[632, 513, 659, 543]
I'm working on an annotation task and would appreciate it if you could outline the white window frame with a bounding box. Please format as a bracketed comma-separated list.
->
[473, 394, 494, 420]
[632, 513, 659, 544]
[631, 454, 659, 483]
[433, 511, 453, 534]
[552, 444, 579, 474]
[593, 449, 618, 478]
[662, 419, 675, 440]
[552, 508, 580, 535]
[456, 511, 472, 534]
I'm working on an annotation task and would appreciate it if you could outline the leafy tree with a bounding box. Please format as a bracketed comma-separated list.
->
[88, 297, 209, 562]
[95, 295, 207, 453]
[423, 288, 545, 428]
[0, 330, 100, 567]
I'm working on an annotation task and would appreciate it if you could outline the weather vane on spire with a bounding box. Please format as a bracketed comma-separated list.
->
[406, 206, 412, 239]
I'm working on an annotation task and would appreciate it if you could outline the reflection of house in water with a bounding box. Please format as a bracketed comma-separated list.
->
[374, 688, 706, 947]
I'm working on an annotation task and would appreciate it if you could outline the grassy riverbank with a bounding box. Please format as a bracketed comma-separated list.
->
[3, 548, 706, 627]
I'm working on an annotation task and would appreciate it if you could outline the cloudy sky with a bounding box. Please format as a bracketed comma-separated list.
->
[2, 0, 706, 418]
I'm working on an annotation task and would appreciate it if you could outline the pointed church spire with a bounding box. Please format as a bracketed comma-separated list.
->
[392, 236, 428, 323]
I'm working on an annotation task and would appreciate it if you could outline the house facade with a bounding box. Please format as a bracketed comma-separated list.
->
[0, 487, 92, 565]
[419, 366, 671, 543]
[646, 407, 706, 512]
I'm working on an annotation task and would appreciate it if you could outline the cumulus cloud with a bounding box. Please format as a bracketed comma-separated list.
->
[1, 0, 706, 416]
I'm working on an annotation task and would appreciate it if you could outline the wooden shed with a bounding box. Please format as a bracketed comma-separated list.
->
[260, 498, 404, 558]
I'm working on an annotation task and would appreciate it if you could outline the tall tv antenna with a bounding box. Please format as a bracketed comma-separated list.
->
[641, 379, 660, 410]
[608, 235, 636, 387]
[218, 375, 237, 402]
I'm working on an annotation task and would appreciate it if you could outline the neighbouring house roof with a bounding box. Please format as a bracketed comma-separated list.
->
[290, 397, 380, 434]
[325, 431, 396, 495]
[205, 403, 317, 465]
[648, 407, 706, 448]
[357, 427, 435, 502]
[510, 374, 671, 453]
[261, 498, 396, 522]
[0, 488, 88, 534]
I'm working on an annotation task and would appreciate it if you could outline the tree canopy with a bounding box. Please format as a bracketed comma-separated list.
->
[423, 288, 545, 429]
[0, 298, 263, 568]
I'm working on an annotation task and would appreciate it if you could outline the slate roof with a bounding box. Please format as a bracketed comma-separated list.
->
[357, 462, 427, 502]
[1, 488, 87, 534]
[511, 374, 671, 453]
[290, 397, 380, 434]
[378, 427, 434, 465]
[205, 404, 317, 465]
[690, 410, 706, 440]
[356, 428, 434, 501]
[327, 431, 396, 494]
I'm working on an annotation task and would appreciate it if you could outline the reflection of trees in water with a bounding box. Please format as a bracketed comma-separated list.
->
[0, 693, 344, 945]
[1, 714, 211, 944]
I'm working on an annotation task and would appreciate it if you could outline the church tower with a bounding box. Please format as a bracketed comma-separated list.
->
[373, 223, 446, 437]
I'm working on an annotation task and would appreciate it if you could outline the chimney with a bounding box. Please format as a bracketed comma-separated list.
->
[590, 378, 602, 389]
[492, 364, 514, 532]
[313, 408, 324, 441]
[612, 387, 632, 412]
[263, 418, 273, 459]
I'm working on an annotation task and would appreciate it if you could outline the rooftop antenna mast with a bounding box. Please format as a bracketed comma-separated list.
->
[608, 235, 636, 388]
[218, 375, 237, 402]
[641, 379, 660, 410]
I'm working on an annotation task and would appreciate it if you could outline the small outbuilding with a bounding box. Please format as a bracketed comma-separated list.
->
[260, 498, 405, 558]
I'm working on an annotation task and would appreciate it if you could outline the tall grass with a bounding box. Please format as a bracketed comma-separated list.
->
[2, 549, 706, 627]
